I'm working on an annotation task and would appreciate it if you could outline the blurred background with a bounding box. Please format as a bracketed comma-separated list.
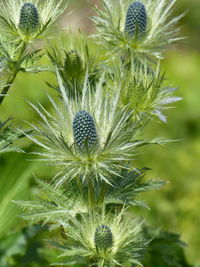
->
[0, 0, 199, 265]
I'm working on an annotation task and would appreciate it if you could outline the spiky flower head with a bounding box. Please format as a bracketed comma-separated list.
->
[125, 1, 147, 37]
[27, 71, 154, 187]
[0, 0, 69, 41]
[94, 224, 113, 251]
[64, 50, 83, 79]
[55, 209, 147, 266]
[73, 110, 98, 149]
[19, 3, 39, 35]
[92, 0, 185, 61]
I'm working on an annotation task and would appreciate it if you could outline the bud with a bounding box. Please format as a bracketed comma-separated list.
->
[19, 3, 39, 35]
[94, 225, 113, 251]
[125, 1, 147, 37]
[73, 110, 97, 149]
[64, 50, 83, 78]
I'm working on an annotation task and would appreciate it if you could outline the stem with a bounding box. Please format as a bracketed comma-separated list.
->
[0, 41, 27, 106]
[88, 179, 95, 209]
[97, 182, 108, 206]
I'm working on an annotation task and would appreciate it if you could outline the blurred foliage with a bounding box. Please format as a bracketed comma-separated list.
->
[0, 0, 199, 266]
[142, 230, 192, 267]
[0, 153, 36, 236]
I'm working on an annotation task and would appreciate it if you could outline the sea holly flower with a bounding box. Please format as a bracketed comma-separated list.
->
[92, 0, 185, 61]
[125, 1, 147, 37]
[54, 209, 147, 266]
[0, 0, 69, 41]
[27, 70, 162, 187]
[19, 3, 39, 35]
[73, 110, 98, 149]
[94, 225, 113, 252]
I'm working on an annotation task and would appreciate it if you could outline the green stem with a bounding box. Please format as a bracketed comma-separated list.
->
[88, 179, 95, 209]
[97, 182, 108, 206]
[0, 41, 27, 106]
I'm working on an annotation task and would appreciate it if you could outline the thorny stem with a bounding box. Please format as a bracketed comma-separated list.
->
[0, 41, 27, 105]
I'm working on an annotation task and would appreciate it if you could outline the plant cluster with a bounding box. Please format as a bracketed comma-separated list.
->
[0, 0, 188, 266]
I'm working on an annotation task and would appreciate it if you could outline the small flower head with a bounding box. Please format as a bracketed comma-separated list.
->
[125, 1, 147, 37]
[19, 3, 39, 35]
[73, 110, 98, 149]
[113, 61, 182, 122]
[94, 224, 113, 251]
[0, 0, 69, 41]
[57, 209, 147, 266]
[64, 50, 83, 79]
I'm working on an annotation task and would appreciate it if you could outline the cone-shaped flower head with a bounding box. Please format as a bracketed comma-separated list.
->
[73, 110, 98, 149]
[94, 225, 113, 251]
[64, 50, 83, 79]
[125, 1, 147, 37]
[19, 3, 39, 35]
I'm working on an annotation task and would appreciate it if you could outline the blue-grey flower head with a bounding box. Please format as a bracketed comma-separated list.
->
[94, 225, 113, 251]
[19, 3, 39, 34]
[125, 1, 147, 37]
[73, 110, 98, 149]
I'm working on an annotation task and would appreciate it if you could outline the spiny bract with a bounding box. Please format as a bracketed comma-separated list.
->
[19, 3, 39, 34]
[94, 225, 113, 251]
[73, 110, 98, 149]
[125, 1, 147, 37]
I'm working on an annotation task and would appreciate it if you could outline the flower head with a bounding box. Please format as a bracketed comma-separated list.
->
[92, 0, 185, 61]
[27, 71, 148, 187]
[56, 209, 147, 266]
[19, 3, 39, 35]
[73, 110, 98, 149]
[125, 1, 147, 37]
[0, 0, 69, 41]
[94, 224, 113, 252]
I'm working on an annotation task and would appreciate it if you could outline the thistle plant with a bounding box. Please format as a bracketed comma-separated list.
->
[92, 0, 185, 62]
[0, 0, 69, 105]
[5, 0, 186, 266]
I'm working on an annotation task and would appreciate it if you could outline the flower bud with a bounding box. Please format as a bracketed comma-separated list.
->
[73, 110, 97, 149]
[94, 225, 113, 251]
[19, 3, 39, 34]
[64, 50, 83, 78]
[125, 1, 147, 37]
